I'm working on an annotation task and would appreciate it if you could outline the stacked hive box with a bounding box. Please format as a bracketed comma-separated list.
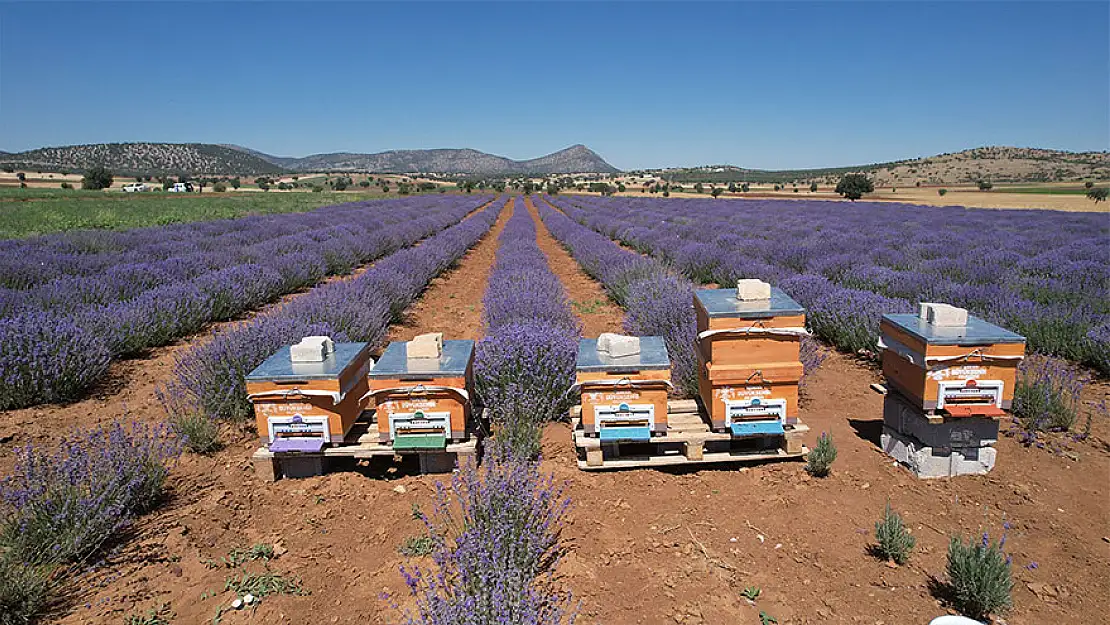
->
[879, 304, 1026, 478]
[575, 335, 672, 442]
[694, 282, 807, 438]
[247, 337, 373, 452]
[367, 335, 475, 449]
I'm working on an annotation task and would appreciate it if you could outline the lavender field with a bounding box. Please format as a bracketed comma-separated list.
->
[0, 195, 493, 410]
[545, 195, 1110, 375]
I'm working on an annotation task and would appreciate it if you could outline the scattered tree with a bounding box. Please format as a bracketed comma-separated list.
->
[1088, 187, 1108, 203]
[694, 182, 704, 194]
[977, 180, 993, 191]
[938, 188, 948, 196]
[809, 182, 818, 192]
[741, 182, 750, 193]
[834, 173, 874, 201]
[711, 187, 723, 198]
[81, 166, 113, 190]
[1084, 181, 1094, 189]
[258, 182, 270, 191]
[16, 172, 26, 182]
[728, 182, 737, 193]
[60, 182, 73, 189]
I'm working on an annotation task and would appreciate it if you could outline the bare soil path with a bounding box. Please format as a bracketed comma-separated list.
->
[524, 195, 624, 336]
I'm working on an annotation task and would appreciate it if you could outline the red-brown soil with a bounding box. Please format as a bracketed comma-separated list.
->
[524, 195, 625, 337]
[2, 196, 1107, 625]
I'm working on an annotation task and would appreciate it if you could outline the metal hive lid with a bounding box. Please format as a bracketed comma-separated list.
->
[695, 287, 805, 319]
[576, 336, 670, 372]
[246, 342, 370, 381]
[369, 340, 474, 378]
[883, 313, 1026, 345]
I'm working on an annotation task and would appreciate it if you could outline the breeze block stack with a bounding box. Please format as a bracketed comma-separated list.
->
[694, 280, 807, 442]
[879, 303, 1026, 478]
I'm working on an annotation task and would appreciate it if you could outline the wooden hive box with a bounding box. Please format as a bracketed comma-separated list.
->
[697, 346, 800, 433]
[575, 336, 672, 441]
[367, 340, 474, 449]
[880, 313, 1025, 416]
[694, 287, 806, 367]
[246, 342, 373, 450]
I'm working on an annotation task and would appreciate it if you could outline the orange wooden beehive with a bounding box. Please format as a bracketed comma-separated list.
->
[697, 344, 801, 432]
[367, 340, 474, 449]
[575, 337, 672, 441]
[880, 312, 1025, 416]
[246, 341, 373, 451]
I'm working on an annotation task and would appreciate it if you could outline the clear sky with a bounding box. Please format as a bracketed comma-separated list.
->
[1, 1, 1107, 170]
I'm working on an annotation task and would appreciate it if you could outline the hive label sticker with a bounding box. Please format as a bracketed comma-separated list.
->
[716, 386, 772, 400]
[256, 402, 322, 417]
[586, 390, 641, 402]
[929, 366, 987, 381]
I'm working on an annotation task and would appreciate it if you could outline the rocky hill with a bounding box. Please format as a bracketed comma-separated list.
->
[0, 142, 619, 175]
[661, 147, 1109, 185]
[236, 143, 619, 174]
[0, 143, 281, 176]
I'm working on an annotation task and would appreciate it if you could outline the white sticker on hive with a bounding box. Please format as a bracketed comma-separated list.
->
[716, 387, 772, 400]
[929, 366, 987, 381]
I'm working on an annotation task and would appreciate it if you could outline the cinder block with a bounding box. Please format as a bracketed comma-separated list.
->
[736, 279, 771, 301]
[926, 303, 968, 327]
[597, 333, 641, 358]
[881, 426, 996, 478]
[408, 332, 443, 359]
[279, 456, 326, 479]
[883, 392, 999, 447]
[290, 336, 334, 362]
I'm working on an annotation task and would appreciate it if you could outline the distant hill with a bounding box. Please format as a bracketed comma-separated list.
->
[0, 142, 619, 176]
[657, 147, 1110, 185]
[0, 143, 281, 176]
[227, 143, 619, 175]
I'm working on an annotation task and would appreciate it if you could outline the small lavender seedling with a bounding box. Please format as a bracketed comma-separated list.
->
[740, 586, 761, 601]
[398, 535, 435, 557]
[872, 503, 915, 565]
[759, 611, 778, 625]
[168, 411, 223, 455]
[946, 532, 1013, 620]
[223, 569, 307, 598]
[124, 603, 173, 625]
[806, 433, 837, 477]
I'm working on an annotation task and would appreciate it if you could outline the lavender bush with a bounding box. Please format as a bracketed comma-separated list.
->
[398, 448, 576, 625]
[162, 200, 504, 423]
[475, 202, 580, 455]
[1012, 355, 1085, 432]
[946, 531, 1014, 620]
[0, 195, 492, 409]
[0, 422, 180, 566]
[544, 195, 1109, 373]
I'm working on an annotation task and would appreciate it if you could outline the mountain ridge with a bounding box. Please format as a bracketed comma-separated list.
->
[0, 142, 620, 175]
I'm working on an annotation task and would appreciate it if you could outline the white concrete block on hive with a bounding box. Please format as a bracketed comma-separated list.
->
[881, 426, 996, 478]
[735, 279, 771, 301]
[926, 303, 968, 327]
[408, 332, 444, 359]
[597, 332, 641, 358]
[290, 336, 334, 362]
[883, 392, 999, 448]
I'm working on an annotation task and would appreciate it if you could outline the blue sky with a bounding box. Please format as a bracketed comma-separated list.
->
[1, 1, 1107, 170]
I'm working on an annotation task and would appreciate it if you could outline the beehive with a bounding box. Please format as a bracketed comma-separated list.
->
[694, 287, 806, 366]
[576, 336, 671, 441]
[247, 341, 373, 450]
[694, 286, 806, 433]
[368, 339, 474, 449]
[880, 312, 1025, 416]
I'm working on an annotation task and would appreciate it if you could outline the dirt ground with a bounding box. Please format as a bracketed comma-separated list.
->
[1, 198, 1107, 625]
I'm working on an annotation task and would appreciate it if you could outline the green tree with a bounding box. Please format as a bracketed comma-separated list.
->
[728, 182, 736, 193]
[1084, 181, 1094, 189]
[741, 182, 750, 192]
[834, 173, 874, 201]
[212, 182, 227, 192]
[694, 182, 704, 194]
[809, 182, 818, 192]
[81, 166, 113, 190]
[977, 180, 993, 191]
[230, 178, 242, 189]
[1088, 187, 1108, 203]
[711, 187, 723, 198]
[16, 172, 25, 182]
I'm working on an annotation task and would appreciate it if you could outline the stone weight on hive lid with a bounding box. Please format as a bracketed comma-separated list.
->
[880, 305, 1026, 417]
[246, 339, 373, 451]
[574, 335, 672, 442]
[366, 337, 474, 449]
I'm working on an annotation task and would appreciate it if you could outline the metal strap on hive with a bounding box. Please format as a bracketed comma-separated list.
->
[697, 320, 809, 341]
[568, 377, 675, 394]
[247, 388, 343, 404]
[878, 337, 1023, 368]
[925, 348, 1024, 365]
[360, 384, 470, 403]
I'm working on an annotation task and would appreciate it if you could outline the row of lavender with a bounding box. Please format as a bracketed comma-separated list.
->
[546, 195, 1110, 374]
[533, 197, 700, 396]
[0, 196, 491, 410]
[398, 199, 578, 624]
[161, 199, 506, 424]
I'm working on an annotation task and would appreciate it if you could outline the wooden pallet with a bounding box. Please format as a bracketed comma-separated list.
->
[252, 418, 480, 482]
[571, 399, 809, 471]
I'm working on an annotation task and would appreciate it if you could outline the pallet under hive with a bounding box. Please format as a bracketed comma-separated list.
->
[251, 417, 481, 481]
[570, 399, 808, 470]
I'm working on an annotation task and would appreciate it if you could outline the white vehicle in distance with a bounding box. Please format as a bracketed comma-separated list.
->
[122, 182, 149, 193]
[167, 182, 195, 193]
